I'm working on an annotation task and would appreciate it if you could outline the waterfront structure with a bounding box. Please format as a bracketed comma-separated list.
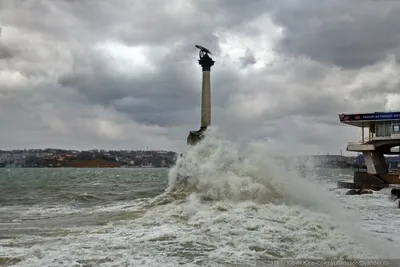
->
[187, 45, 215, 146]
[338, 111, 400, 189]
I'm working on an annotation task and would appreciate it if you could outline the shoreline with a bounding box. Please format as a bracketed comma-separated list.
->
[0, 159, 173, 168]
[0, 166, 169, 169]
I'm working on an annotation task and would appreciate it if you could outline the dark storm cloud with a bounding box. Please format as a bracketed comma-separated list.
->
[240, 49, 256, 68]
[57, 44, 243, 127]
[1, 0, 400, 154]
[0, 44, 14, 59]
[270, 0, 400, 68]
[29, 0, 270, 130]
[1, 0, 268, 128]
[57, 47, 199, 127]
[2, 0, 268, 48]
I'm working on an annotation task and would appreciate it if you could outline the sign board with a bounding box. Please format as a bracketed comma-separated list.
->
[339, 112, 400, 122]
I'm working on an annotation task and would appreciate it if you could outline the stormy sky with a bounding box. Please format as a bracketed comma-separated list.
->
[1, 0, 400, 155]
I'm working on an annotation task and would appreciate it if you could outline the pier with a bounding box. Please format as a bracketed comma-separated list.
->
[337, 111, 400, 190]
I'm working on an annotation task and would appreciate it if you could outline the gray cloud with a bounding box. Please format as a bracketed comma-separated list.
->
[240, 49, 256, 68]
[0, 43, 14, 59]
[270, 0, 400, 68]
[0, 0, 400, 154]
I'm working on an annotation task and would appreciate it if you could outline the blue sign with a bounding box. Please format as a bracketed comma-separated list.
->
[339, 112, 400, 122]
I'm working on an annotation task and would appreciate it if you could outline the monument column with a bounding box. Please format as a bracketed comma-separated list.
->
[199, 53, 215, 130]
[187, 45, 215, 146]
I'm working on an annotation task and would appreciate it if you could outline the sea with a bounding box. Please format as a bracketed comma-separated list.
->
[1, 134, 400, 267]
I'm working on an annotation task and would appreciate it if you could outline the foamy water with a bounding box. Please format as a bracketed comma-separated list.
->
[1, 132, 400, 266]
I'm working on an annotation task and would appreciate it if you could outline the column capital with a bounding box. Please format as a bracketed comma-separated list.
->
[198, 54, 215, 71]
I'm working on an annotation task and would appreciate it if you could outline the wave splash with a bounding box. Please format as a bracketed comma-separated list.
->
[162, 130, 400, 260]
[168, 131, 336, 207]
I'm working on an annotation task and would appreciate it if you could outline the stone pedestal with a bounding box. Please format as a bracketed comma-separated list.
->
[187, 127, 206, 146]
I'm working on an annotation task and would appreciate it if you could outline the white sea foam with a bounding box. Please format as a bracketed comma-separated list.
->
[167, 130, 400, 259]
[4, 131, 400, 266]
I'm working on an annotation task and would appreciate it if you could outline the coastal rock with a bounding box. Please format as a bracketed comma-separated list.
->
[358, 189, 373, 195]
[345, 189, 373, 195]
[345, 189, 358, 195]
[390, 188, 400, 200]
[390, 188, 400, 208]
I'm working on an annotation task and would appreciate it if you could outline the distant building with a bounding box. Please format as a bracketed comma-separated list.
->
[15, 158, 25, 166]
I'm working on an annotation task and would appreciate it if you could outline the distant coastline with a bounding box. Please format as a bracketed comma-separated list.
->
[60, 159, 124, 168]
[0, 149, 178, 168]
[0, 159, 359, 169]
[0, 149, 365, 169]
[0, 159, 124, 168]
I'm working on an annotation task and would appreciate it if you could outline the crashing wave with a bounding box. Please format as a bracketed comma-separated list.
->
[160, 130, 400, 260]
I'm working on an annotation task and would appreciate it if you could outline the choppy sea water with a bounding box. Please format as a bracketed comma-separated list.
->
[1, 135, 400, 267]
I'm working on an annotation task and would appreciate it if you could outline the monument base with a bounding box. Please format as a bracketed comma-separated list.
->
[337, 181, 388, 191]
[337, 171, 389, 191]
[187, 127, 207, 146]
[353, 171, 385, 184]
[337, 171, 400, 191]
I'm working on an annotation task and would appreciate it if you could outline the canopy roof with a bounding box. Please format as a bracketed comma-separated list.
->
[339, 111, 400, 127]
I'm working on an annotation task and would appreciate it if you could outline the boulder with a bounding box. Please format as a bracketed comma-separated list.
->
[358, 189, 373, 195]
[345, 189, 373, 195]
[345, 189, 358, 195]
[390, 188, 400, 200]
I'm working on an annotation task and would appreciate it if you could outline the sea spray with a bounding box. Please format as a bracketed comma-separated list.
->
[167, 129, 400, 260]
[5, 166, 400, 266]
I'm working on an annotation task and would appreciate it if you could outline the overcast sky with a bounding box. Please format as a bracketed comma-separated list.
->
[1, 0, 400, 155]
